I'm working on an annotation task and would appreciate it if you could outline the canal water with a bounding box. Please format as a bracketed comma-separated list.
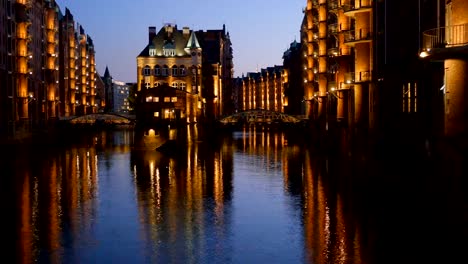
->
[1, 126, 466, 264]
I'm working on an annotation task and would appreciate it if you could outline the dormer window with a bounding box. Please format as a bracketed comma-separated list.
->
[163, 48, 175, 56]
[163, 41, 175, 57]
[149, 48, 156, 56]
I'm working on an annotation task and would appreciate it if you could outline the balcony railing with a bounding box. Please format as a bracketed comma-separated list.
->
[328, 0, 339, 10]
[328, 47, 351, 57]
[422, 23, 468, 50]
[343, 0, 372, 14]
[328, 23, 338, 34]
[344, 28, 372, 44]
[345, 71, 372, 84]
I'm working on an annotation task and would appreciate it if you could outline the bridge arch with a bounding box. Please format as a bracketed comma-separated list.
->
[218, 109, 302, 125]
[64, 113, 136, 125]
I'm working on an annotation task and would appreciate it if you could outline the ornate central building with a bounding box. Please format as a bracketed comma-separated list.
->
[136, 24, 203, 124]
[136, 24, 234, 125]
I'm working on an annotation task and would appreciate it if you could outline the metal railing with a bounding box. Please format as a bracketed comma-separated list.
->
[328, 0, 339, 10]
[328, 23, 339, 34]
[422, 23, 468, 50]
[345, 71, 372, 83]
[343, 0, 372, 13]
[344, 28, 372, 43]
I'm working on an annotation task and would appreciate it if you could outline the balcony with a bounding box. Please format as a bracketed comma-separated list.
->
[328, 23, 338, 35]
[328, 0, 339, 11]
[344, 71, 372, 84]
[328, 47, 352, 57]
[344, 28, 372, 46]
[343, 0, 372, 16]
[420, 23, 468, 59]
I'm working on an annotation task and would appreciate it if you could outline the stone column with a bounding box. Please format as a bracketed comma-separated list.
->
[444, 59, 467, 136]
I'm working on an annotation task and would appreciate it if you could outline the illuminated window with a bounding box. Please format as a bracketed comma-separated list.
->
[171, 82, 178, 88]
[153, 97, 159, 102]
[163, 48, 175, 56]
[154, 112, 159, 117]
[149, 48, 156, 56]
[402, 82, 418, 113]
[164, 97, 170, 102]
[171, 97, 177, 102]
[146, 96, 152, 102]
[180, 82, 186, 90]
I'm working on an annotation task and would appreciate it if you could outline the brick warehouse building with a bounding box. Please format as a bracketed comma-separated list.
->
[301, 0, 446, 139]
[0, 0, 100, 139]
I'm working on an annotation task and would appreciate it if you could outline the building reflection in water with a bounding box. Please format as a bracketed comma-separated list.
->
[2, 126, 464, 263]
[1, 130, 134, 264]
[131, 125, 234, 263]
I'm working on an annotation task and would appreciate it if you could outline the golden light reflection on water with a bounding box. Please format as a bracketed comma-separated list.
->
[4, 128, 377, 263]
[131, 126, 234, 262]
[5, 136, 106, 264]
[302, 149, 364, 264]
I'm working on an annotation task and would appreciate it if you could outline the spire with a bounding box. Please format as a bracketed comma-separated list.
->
[104, 66, 110, 78]
[186, 31, 201, 49]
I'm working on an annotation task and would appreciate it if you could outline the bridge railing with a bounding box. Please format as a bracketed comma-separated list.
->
[219, 110, 301, 125]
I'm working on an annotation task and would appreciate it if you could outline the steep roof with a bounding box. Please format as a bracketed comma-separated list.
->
[186, 31, 201, 49]
[138, 24, 195, 57]
[103, 66, 111, 79]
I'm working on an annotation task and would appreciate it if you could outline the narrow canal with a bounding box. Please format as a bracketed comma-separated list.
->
[1, 126, 466, 263]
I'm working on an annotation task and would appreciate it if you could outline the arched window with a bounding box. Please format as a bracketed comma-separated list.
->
[154, 65, 161, 76]
[179, 65, 186, 76]
[179, 82, 186, 91]
[142, 66, 151, 76]
[172, 65, 178, 76]
[161, 65, 169, 76]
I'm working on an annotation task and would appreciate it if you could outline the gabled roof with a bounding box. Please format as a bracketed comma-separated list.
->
[138, 25, 195, 57]
[138, 45, 150, 57]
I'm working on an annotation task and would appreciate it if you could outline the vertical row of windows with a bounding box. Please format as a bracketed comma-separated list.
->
[402, 82, 417, 113]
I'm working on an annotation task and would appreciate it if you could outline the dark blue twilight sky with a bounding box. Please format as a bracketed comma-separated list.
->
[56, 0, 305, 82]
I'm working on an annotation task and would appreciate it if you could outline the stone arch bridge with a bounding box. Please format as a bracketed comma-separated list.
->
[61, 113, 136, 125]
[218, 109, 302, 125]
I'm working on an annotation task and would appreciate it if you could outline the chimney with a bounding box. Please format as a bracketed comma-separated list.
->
[149, 26, 156, 44]
[183, 27, 190, 37]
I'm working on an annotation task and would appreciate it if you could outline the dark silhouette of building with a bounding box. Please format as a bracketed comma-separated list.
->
[282, 40, 304, 116]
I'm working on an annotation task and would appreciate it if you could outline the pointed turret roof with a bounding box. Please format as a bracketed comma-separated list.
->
[186, 31, 201, 49]
[103, 66, 111, 78]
